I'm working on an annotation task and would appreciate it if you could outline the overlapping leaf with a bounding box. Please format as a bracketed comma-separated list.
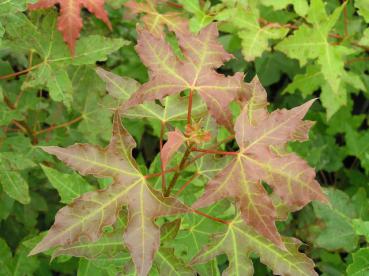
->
[29, 112, 189, 276]
[125, 0, 186, 37]
[28, 0, 112, 54]
[96, 67, 207, 122]
[215, 3, 289, 61]
[4, 12, 125, 107]
[193, 77, 327, 246]
[276, 0, 364, 118]
[192, 215, 317, 276]
[122, 23, 243, 130]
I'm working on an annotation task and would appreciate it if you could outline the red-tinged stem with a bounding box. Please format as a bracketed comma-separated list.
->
[345, 56, 369, 65]
[166, 1, 183, 9]
[34, 116, 83, 135]
[191, 147, 238, 156]
[159, 121, 166, 193]
[0, 63, 41, 80]
[175, 172, 199, 196]
[187, 89, 194, 127]
[144, 168, 177, 179]
[165, 144, 193, 197]
[193, 209, 230, 225]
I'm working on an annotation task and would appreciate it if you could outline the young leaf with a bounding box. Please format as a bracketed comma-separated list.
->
[161, 129, 186, 169]
[123, 23, 243, 130]
[192, 215, 317, 276]
[30, 112, 189, 276]
[96, 67, 207, 122]
[193, 77, 327, 246]
[124, 0, 186, 36]
[28, 0, 112, 55]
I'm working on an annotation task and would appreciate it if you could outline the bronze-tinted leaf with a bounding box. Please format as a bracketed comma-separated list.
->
[30, 115, 189, 276]
[193, 78, 327, 246]
[123, 24, 243, 130]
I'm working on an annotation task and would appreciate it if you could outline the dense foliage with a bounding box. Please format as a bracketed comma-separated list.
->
[0, 0, 368, 275]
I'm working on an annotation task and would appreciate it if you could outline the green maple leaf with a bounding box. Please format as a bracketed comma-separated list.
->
[192, 214, 317, 276]
[0, 153, 35, 204]
[347, 248, 369, 275]
[260, 0, 309, 16]
[41, 165, 93, 204]
[312, 189, 360, 252]
[276, 0, 361, 118]
[4, 11, 126, 107]
[355, 0, 369, 23]
[216, 2, 288, 61]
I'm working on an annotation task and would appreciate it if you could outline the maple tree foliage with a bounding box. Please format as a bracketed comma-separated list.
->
[30, 112, 189, 276]
[123, 23, 243, 130]
[26, 12, 330, 272]
[14, 0, 334, 275]
[28, 0, 112, 54]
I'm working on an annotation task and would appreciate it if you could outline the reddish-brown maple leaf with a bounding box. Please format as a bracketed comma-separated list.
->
[122, 23, 243, 130]
[161, 128, 186, 169]
[124, 0, 186, 37]
[29, 112, 189, 276]
[28, 0, 112, 55]
[192, 77, 328, 247]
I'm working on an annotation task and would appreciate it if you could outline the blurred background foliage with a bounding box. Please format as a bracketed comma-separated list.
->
[0, 0, 368, 275]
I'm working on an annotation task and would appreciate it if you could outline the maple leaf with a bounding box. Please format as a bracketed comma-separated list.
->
[275, 0, 364, 118]
[161, 128, 186, 169]
[96, 67, 207, 122]
[124, 0, 186, 37]
[123, 23, 243, 130]
[29, 112, 189, 276]
[193, 77, 327, 246]
[192, 215, 318, 276]
[28, 0, 112, 55]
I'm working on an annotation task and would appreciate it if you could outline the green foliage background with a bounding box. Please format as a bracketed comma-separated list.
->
[0, 0, 368, 275]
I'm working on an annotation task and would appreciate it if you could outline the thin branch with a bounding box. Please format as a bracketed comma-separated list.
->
[0, 63, 42, 80]
[159, 121, 166, 193]
[193, 209, 230, 225]
[34, 116, 83, 135]
[345, 56, 369, 65]
[175, 172, 199, 196]
[144, 168, 177, 179]
[165, 143, 193, 197]
[187, 89, 194, 127]
[191, 147, 238, 156]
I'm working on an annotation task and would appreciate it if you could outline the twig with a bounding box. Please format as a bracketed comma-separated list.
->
[175, 172, 199, 196]
[191, 147, 238, 156]
[159, 121, 166, 193]
[193, 209, 230, 225]
[165, 144, 193, 197]
[33, 116, 83, 135]
[0, 63, 42, 80]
